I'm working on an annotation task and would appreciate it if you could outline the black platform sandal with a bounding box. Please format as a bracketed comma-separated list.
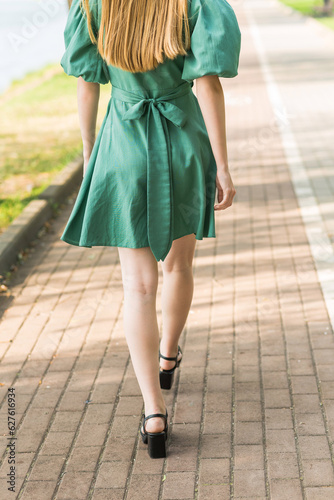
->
[159, 345, 183, 390]
[140, 409, 168, 459]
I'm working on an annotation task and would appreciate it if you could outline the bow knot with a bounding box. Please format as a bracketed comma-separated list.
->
[121, 97, 187, 129]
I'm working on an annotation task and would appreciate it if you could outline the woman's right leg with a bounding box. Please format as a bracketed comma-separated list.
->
[159, 233, 197, 370]
[117, 245, 166, 434]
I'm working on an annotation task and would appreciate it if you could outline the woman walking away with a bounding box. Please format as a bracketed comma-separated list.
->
[60, 0, 241, 459]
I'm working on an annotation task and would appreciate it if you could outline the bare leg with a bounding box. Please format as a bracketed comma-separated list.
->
[160, 234, 196, 370]
[117, 246, 166, 433]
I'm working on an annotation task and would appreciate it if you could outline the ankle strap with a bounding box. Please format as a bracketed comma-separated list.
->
[159, 351, 177, 361]
[159, 345, 181, 361]
[144, 411, 168, 422]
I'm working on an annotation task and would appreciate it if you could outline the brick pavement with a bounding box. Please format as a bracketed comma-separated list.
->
[0, 0, 334, 498]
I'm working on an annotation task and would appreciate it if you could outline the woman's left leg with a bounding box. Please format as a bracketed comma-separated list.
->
[117, 245, 166, 433]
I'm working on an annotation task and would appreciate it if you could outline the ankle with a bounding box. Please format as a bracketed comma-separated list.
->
[144, 398, 166, 416]
[143, 399, 167, 433]
[159, 339, 179, 357]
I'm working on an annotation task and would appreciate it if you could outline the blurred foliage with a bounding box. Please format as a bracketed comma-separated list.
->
[280, 0, 334, 27]
[0, 63, 111, 233]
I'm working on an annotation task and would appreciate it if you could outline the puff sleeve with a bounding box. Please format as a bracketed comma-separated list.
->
[182, 0, 241, 82]
[60, 0, 110, 84]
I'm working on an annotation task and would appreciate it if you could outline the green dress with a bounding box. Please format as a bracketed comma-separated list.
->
[60, 0, 241, 262]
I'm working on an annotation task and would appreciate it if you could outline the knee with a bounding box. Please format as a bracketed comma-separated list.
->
[162, 260, 193, 275]
[122, 273, 158, 297]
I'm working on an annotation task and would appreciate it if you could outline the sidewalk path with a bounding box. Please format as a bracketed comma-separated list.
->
[1, 0, 334, 498]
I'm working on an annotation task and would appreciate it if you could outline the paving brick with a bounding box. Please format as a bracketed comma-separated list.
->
[235, 381, 261, 401]
[319, 381, 334, 399]
[162, 471, 196, 499]
[91, 489, 124, 500]
[235, 365, 260, 383]
[132, 446, 164, 475]
[67, 446, 101, 471]
[235, 421, 263, 445]
[166, 446, 198, 472]
[313, 350, 334, 366]
[104, 435, 135, 463]
[298, 436, 332, 460]
[267, 452, 300, 479]
[270, 479, 303, 500]
[266, 429, 296, 453]
[291, 376, 319, 394]
[302, 459, 334, 487]
[51, 411, 82, 432]
[323, 399, 334, 420]
[205, 392, 232, 412]
[57, 392, 91, 412]
[127, 474, 161, 500]
[203, 412, 231, 433]
[293, 395, 322, 414]
[262, 371, 289, 389]
[206, 375, 232, 393]
[66, 370, 97, 392]
[115, 396, 143, 416]
[20, 480, 56, 500]
[32, 388, 63, 408]
[90, 383, 119, 404]
[262, 355, 286, 372]
[17, 407, 53, 431]
[234, 469, 266, 497]
[235, 401, 262, 421]
[290, 359, 315, 376]
[173, 392, 203, 424]
[234, 445, 264, 470]
[207, 358, 232, 375]
[108, 415, 139, 439]
[200, 434, 230, 458]
[179, 366, 205, 384]
[305, 486, 334, 500]
[83, 403, 114, 425]
[56, 471, 93, 499]
[169, 423, 201, 448]
[264, 389, 291, 408]
[265, 408, 294, 429]
[29, 454, 66, 481]
[16, 430, 45, 453]
[317, 365, 334, 382]
[295, 412, 326, 436]
[75, 423, 108, 447]
[40, 431, 75, 456]
[198, 484, 230, 500]
[199, 458, 229, 484]
[12, 376, 41, 395]
[181, 348, 207, 368]
[95, 461, 129, 489]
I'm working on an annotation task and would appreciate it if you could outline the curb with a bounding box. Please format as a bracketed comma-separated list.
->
[0, 154, 83, 276]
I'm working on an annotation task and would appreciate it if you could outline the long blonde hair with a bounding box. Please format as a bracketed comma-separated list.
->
[81, 0, 191, 73]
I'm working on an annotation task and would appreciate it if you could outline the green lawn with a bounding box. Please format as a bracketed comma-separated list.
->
[0, 64, 111, 233]
[280, 0, 334, 29]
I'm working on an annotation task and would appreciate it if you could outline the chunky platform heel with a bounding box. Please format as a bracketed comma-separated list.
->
[140, 409, 168, 459]
[159, 345, 183, 390]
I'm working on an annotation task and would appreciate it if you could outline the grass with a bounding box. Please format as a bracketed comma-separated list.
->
[280, 0, 334, 30]
[0, 64, 111, 233]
